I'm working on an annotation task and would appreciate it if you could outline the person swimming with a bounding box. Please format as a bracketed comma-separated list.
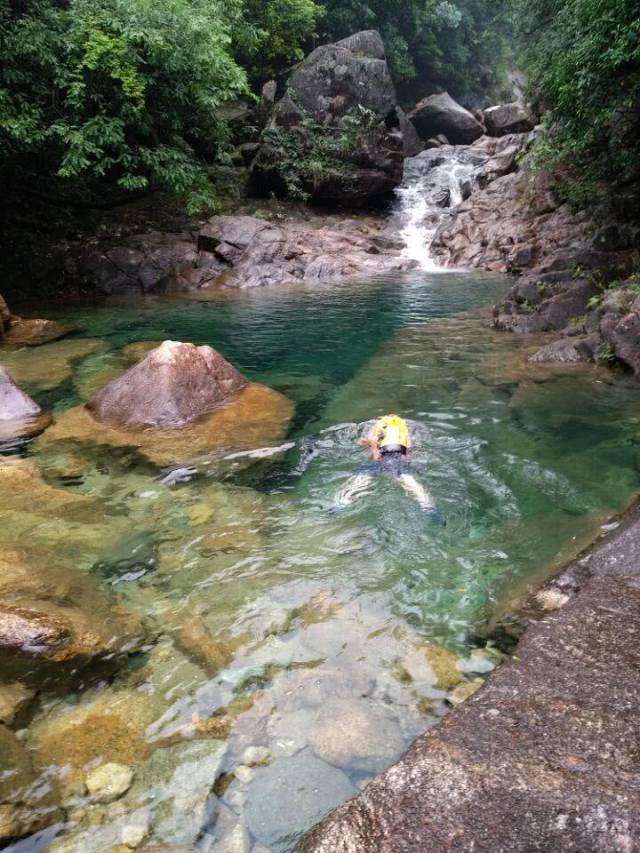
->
[337, 414, 445, 523]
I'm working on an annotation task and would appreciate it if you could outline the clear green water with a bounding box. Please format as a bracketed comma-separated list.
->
[3, 270, 640, 852]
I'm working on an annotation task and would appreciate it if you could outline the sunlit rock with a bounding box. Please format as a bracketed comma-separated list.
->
[88, 341, 247, 429]
[0, 366, 51, 443]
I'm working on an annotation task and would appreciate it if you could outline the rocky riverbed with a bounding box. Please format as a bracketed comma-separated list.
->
[299, 501, 640, 852]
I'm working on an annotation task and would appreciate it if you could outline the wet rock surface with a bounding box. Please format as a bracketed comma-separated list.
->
[246, 751, 357, 851]
[431, 160, 591, 275]
[1, 317, 81, 347]
[298, 510, 640, 853]
[42, 380, 294, 467]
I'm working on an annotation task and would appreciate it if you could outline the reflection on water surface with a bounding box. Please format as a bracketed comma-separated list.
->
[2, 271, 640, 851]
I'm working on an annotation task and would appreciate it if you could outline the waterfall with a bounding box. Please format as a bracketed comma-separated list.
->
[393, 146, 484, 270]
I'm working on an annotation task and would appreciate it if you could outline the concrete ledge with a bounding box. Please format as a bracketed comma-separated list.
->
[298, 509, 640, 852]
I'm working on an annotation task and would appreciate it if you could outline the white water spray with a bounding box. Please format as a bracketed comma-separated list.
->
[394, 146, 484, 270]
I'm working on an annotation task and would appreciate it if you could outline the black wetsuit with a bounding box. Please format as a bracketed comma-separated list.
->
[360, 444, 409, 477]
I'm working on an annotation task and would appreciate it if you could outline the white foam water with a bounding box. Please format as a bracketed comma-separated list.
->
[394, 146, 484, 270]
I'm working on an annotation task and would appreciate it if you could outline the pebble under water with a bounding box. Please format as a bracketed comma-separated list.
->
[3, 270, 640, 852]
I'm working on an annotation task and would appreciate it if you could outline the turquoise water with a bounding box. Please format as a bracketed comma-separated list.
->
[3, 270, 640, 851]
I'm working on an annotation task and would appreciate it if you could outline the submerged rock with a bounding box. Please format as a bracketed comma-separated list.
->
[85, 762, 134, 804]
[1, 317, 81, 347]
[31, 688, 159, 782]
[34, 341, 294, 466]
[0, 681, 34, 724]
[245, 751, 357, 851]
[139, 739, 227, 845]
[0, 726, 61, 844]
[0, 338, 104, 392]
[42, 382, 294, 468]
[408, 92, 484, 145]
[298, 524, 640, 852]
[0, 544, 144, 675]
[308, 698, 404, 773]
[0, 366, 51, 443]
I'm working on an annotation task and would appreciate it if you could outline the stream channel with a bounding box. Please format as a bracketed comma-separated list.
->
[3, 265, 640, 850]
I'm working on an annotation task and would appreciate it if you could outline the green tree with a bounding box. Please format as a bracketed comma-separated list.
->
[234, 0, 323, 84]
[517, 0, 640, 192]
[0, 0, 248, 211]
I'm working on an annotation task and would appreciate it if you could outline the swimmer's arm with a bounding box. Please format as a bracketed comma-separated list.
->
[358, 426, 382, 460]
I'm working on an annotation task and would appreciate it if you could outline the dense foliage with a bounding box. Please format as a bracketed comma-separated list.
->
[517, 0, 640, 197]
[0, 0, 320, 211]
[3, 0, 636, 211]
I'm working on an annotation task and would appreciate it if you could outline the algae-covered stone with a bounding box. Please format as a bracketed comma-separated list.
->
[424, 644, 464, 690]
[31, 689, 158, 782]
[86, 763, 134, 803]
[0, 338, 104, 392]
[308, 698, 404, 773]
[0, 726, 61, 843]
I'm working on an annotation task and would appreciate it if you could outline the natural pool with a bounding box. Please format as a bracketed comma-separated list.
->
[3, 270, 640, 852]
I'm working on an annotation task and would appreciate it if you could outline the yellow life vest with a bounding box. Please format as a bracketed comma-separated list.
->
[373, 414, 409, 449]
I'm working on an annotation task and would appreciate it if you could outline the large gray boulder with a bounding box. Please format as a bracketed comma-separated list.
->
[251, 31, 405, 205]
[483, 102, 535, 136]
[87, 341, 248, 429]
[408, 92, 484, 145]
